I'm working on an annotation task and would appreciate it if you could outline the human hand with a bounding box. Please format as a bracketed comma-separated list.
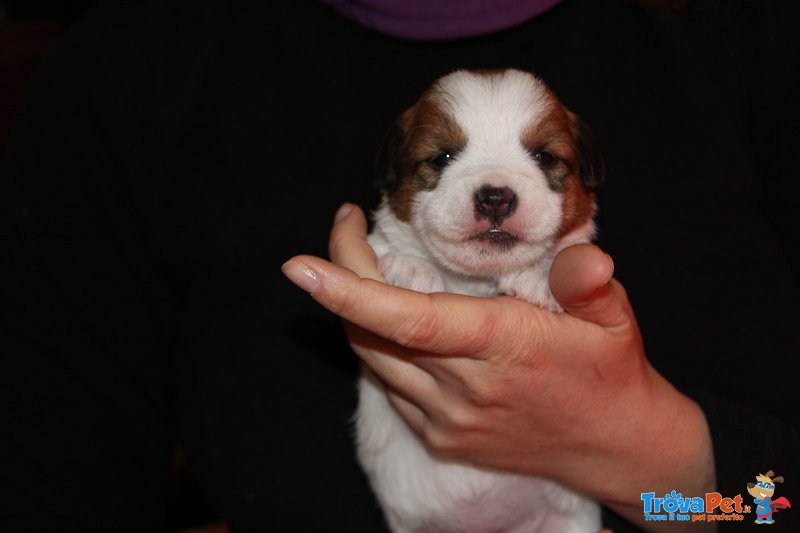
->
[282, 204, 715, 532]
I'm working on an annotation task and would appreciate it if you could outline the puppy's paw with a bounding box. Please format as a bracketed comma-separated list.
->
[497, 268, 562, 312]
[378, 253, 446, 293]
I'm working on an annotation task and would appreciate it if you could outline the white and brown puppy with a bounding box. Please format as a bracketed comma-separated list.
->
[357, 69, 604, 533]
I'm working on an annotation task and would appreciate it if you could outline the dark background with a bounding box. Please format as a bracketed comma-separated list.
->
[1, 3, 222, 531]
[1, 1, 93, 154]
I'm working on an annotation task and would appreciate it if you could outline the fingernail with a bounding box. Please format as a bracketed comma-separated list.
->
[334, 203, 354, 224]
[281, 260, 320, 294]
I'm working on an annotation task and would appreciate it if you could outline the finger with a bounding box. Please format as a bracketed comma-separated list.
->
[281, 255, 523, 356]
[345, 321, 439, 398]
[384, 384, 432, 437]
[328, 203, 383, 281]
[361, 365, 440, 453]
[549, 243, 632, 330]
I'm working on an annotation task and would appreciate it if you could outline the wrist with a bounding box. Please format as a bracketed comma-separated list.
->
[600, 368, 717, 531]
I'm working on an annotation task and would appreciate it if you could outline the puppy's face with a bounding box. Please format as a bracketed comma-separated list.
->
[377, 69, 602, 277]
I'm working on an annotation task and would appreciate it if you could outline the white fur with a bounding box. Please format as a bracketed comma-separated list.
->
[408, 72, 567, 283]
[357, 70, 601, 533]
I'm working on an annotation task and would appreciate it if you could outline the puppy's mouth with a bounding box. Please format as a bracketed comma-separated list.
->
[468, 227, 519, 251]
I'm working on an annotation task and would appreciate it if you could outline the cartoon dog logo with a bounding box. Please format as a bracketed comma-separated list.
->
[746, 470, 791, 524]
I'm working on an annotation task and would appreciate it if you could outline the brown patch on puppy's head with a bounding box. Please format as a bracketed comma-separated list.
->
[376, 84, 467, 222]
[522, 98, 603, 238]
[560, 111, 604, 237]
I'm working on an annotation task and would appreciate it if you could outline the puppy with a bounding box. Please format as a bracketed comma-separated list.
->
[357, 69, 604, 533]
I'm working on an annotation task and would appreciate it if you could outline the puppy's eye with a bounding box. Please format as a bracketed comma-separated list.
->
[431, 152, 454, 169]
[533, 151, 557, 168]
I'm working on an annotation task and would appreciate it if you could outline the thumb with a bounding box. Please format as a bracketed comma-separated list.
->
[549, 244, 632, 329]
[327, 203, 384, 281]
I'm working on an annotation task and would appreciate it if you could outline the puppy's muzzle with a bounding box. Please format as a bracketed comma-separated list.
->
[474, 185, 517, 223]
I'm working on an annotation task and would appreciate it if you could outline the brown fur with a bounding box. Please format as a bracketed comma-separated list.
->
[522, 103, 597, 237]
[385, 85, 467, 222]
[521, 104, 575, 191]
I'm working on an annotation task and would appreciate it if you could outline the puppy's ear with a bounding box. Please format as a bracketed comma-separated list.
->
[569, 112, 604, 193]
[375, 117, 406, 194]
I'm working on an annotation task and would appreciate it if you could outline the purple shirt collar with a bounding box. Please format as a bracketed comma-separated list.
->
[321, 0, 565, 41]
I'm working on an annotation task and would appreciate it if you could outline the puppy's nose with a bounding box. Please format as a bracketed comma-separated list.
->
[475, 185, 517, 221]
